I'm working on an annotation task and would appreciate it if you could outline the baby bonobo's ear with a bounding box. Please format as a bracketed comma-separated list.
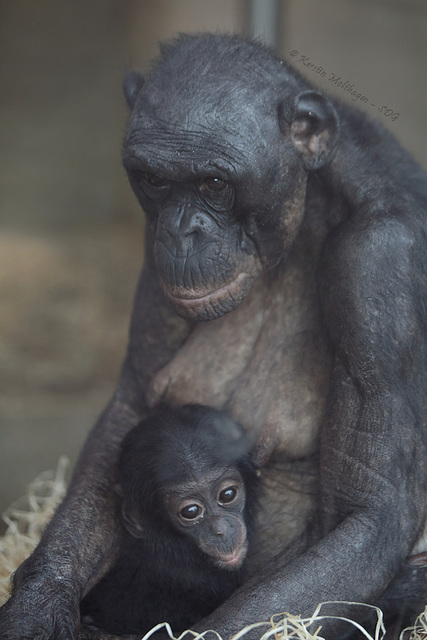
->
[113, 483, 123, 497]
[121, 501, 145, 539]
[122, 70, 145, 109]
[115, 483, 144, 538]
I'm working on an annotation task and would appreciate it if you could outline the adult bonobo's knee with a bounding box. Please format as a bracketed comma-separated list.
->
[1, 33, 427, 640]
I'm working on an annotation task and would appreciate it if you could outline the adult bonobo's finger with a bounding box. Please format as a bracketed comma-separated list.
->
[379, 560, 427, 620]
[0, 585, 79, 640]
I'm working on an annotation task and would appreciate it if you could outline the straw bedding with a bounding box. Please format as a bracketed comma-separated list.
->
[1, 460, 425, 640]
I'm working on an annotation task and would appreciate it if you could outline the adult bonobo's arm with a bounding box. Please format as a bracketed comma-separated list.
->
[0, 238, 191, 640]
[0, 394, 143, 640]
[189, 218, 427, 638]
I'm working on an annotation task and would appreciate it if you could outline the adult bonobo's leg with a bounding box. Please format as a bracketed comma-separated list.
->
[0, 247, 191, 640]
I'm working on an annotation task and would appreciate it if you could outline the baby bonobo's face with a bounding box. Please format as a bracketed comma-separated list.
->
[165, 466, 248, 570]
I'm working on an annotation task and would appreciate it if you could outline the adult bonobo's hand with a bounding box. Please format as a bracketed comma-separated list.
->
[0, 381, 149, 640]
[0, 561, 80, 640]
[0, 595, 78, 640]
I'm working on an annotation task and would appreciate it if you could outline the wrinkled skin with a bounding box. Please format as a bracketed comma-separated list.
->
[1, 34, 427, 640]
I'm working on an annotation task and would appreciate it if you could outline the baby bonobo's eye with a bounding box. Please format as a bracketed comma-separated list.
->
[178, 503, 204, 522]
[218, 486, 238, 505]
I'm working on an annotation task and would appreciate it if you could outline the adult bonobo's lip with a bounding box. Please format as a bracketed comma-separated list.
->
[164, 271, 257, 321]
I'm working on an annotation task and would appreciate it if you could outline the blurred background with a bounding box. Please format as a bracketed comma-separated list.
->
[1, 0, 426, 524]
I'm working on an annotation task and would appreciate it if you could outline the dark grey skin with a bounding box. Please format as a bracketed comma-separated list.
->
[1, 33, 427, 640]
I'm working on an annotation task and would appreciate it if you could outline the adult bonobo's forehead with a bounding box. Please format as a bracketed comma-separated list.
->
[124, 34, 306, 178]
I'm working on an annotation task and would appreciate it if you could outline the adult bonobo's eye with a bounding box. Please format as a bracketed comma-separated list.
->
[141, 171, 169, 189]
[218, 486, 238, 505]
[200, 177, 231, 194]
[178, 503, 204, 522]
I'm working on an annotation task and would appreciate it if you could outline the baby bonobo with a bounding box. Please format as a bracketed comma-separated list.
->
[80, 404, 259, 635]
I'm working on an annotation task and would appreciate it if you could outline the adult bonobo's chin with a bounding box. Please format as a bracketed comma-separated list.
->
[122, 42, 338, 322]
[1, 33, 427, 640]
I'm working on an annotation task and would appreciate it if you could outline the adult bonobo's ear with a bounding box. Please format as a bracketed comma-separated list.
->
[122, 70, 145, 109]
[281, 91, 339, 170]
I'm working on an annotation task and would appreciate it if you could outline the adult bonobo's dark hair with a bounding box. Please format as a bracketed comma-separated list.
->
[1, 33, 427, 640]
[80, 405, 258, 635]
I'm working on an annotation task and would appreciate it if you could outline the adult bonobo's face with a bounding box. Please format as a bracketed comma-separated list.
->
[122, 35, 339, 322]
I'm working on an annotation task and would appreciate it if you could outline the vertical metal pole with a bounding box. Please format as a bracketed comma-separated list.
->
[247, 0, 280, 48]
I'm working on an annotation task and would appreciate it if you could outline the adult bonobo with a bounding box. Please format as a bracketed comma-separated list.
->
[1, 33, 427, 639]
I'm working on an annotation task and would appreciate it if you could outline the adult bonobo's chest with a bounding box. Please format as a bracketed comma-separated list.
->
[148, 244, 331, 467]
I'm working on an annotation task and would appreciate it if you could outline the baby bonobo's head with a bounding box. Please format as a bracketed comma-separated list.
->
[117, 404, 259, 569]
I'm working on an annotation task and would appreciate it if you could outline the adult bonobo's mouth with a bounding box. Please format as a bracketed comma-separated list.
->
[163, 271, 258, 321]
